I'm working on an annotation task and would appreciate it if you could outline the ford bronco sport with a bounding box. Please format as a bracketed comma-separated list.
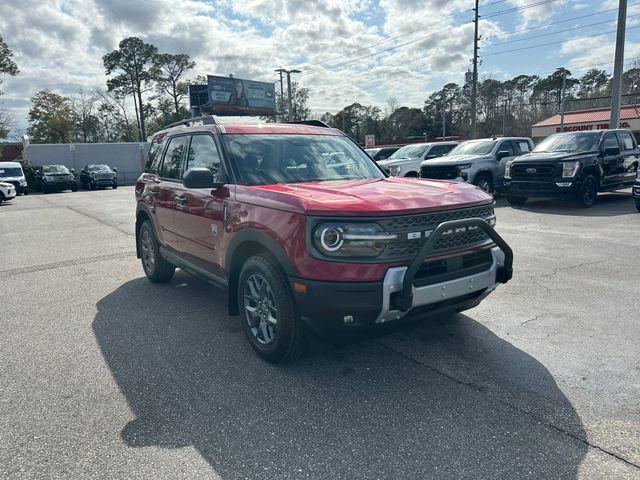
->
[135, 117, 513, 362]
[503, 129, 639, 207]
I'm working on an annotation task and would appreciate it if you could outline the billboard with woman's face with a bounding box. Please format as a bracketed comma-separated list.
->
[189, 75, 276, 116]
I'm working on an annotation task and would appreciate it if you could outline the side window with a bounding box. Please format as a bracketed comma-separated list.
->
[160, 136, 189, 180]
[145, 139, 165, 173]
[618, 131, 635, 151]
[602, 133, 620, 151]
[186, 134, 222, 178]
[428, 145, 451, 157]
[515, 140, 531, 155]
[498, 141, 514, 157]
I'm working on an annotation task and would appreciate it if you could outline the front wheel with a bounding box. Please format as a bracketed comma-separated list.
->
[577, 174, 598, 208]
[112, 182, 118, 189]
[138, 220, 175, 283]
[507, 195, 527, 206]
[635, 198, 640, 212]
[474, 173, 494, 194]
[238, 255, 305, 362]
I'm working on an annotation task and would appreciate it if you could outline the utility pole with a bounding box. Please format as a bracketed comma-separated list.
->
[559, 68, 567, 132]
[275, 68, 301, 122]
[471, 0, 480, 139]
[274, 69, 285, 122]
[610, 0, 627, 129]
[442, 110, 446, 138]
[502, 102, 507, 136]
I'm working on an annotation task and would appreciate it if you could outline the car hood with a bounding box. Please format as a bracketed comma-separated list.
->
[422, 154, 489, 166]
[236, 177, 492, 216]
[513, 150, 597, 163]
[0, 176, 24, 181]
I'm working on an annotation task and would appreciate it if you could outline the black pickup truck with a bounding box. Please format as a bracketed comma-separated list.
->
[503, 129, 639, 208]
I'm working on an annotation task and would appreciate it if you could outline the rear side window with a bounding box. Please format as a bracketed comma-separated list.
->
[145, 139, 165, 173]
[602, 133, 620, 150]
[160, 136, 189, 180]
[186, 134, 221, 178]
[515, 140, 531, 155]
[618, 131, 636, 150]
[429, 144, 455, 157]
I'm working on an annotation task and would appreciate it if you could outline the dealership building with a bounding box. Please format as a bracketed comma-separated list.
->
[531, 104, 640, 141]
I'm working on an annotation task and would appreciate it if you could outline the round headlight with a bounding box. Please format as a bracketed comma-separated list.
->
[319, 227, 343, 251]
[388, 165, 402, 176]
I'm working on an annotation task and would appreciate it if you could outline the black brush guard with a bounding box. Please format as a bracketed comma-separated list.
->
[392, 218, 513, 312]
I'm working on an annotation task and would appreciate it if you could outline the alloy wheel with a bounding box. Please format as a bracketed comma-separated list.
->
[140, 228, 156, 272]
[243, 273, 278, 345]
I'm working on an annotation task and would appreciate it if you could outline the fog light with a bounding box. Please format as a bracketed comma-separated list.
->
[556, 182, 573, 187]
[343, 315, 354, 324]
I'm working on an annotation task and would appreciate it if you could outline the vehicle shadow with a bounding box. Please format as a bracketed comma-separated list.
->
[93, 272, 588, 479]
[494, 191, 635, 217]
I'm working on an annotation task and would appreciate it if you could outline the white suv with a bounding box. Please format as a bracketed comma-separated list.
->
[0, 181, 16, 204]
[377, 142, 459, 177]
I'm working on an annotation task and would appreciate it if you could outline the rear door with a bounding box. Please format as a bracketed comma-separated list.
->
[155, 135, 190, 250]
[617, 131, 639, 183]
[600, 132, 625, 186]
[173, 133, 227, 276]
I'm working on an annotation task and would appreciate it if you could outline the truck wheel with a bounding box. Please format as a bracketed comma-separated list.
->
[238, 255, 305, 362]
[0, 193, 4, 204]
[635, 198, 640, 212]
[112, 182, 118, 189]
[43, 185, 49, 194]
[474, 173, 494, 194]
[138, 220, 175, 283]
[89, 182, 95, 190]
[507, 195, 527, 206]
[577, 174, 598, 208]
[404, 172, 418, 178]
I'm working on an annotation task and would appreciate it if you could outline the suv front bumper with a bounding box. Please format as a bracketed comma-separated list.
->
[292, 219, 512, 333]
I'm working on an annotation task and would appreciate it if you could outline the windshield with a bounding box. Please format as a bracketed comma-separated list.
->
[223, 134, 385, 185]
[43, 165, 70, 173]
[449, 140, 496, 156]
[533, 132, 600, 153]
[389, 144, 429, 159]
[0, 167, 22, 177]
[87, 164, 111, 171]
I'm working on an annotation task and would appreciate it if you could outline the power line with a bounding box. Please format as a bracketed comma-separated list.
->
[482, 25, 640, 56]
[485, 14, 640, 48]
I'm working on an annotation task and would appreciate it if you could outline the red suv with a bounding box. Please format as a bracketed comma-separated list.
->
[135, 117, 513, 362]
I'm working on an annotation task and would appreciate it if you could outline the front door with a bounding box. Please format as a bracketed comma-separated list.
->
[617, 130, 640, 183]
[600, 132, 625, 186]
[173, 134, 227, 276]
[155, 135, 190, 250]
[495, 140, 515, 187]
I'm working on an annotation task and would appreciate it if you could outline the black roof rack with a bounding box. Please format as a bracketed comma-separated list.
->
[286, 120, 331, 128]
[162, 115, 217, 130]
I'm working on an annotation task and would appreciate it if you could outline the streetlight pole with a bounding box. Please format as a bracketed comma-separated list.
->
[471, 0, 480, 139]
[274, 69, 285, 122]
[442, 110, 446, 138]
[610, 0, 627, 129]
[557, 67, 567, 132]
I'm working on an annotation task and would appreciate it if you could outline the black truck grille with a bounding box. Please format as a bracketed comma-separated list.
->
[510, 163, 557, 180]
[379, 204, 495, 260]
[420, 165, 460, 180]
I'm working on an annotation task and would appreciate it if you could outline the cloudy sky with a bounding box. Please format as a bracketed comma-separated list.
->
[1, 0, 640, 136]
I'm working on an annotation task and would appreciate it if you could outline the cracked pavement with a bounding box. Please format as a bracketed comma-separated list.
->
[0, 188, 638, 479]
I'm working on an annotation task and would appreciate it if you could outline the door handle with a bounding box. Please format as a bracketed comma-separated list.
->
[175, 194, 188, 205]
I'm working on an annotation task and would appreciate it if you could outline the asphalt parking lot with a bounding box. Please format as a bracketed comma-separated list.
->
[0, 187, 638, 479]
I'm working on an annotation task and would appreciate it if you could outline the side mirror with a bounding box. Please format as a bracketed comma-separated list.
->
[112, 167, 118, 173]
[604, 146, 620, 156]
[182, 168, 223, 189]
[425, 154, 437, 159]
[496, 150, 510, 160]
[70, 168, 75, 174]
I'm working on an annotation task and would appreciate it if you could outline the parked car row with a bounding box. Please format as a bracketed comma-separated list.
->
[368, 129, 640, 210]
[0, 161, 118, 199]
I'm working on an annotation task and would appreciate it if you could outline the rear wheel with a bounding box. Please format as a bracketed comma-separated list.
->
[238, 255, 305, 362]
[138, 220, 175, 283]
[507, 195, 527, 206]
[577, 174, 598, 208]
[474, 173, 494, 194]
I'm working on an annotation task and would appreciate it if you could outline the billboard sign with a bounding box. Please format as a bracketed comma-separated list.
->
[365, 135, 375, 148]
[188, 75, 276, 116]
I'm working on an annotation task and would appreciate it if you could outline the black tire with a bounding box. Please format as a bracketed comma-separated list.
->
[635, 198, 640, 212]
[71, 185, 78, 192]
[507, 195, 527, 206]
[238, 255, 305, 362]
[404, 171, 418, 178]
[0, 192, 4, 204]
[577, 174, 598, 208]
[474, 173, 494, 194]
[112, 183, 118, 189]
[138, 220, 175, 283]
[89, 182, 95, 190]
[43, 185, 49, 194]
[23, 190, 29, 195]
